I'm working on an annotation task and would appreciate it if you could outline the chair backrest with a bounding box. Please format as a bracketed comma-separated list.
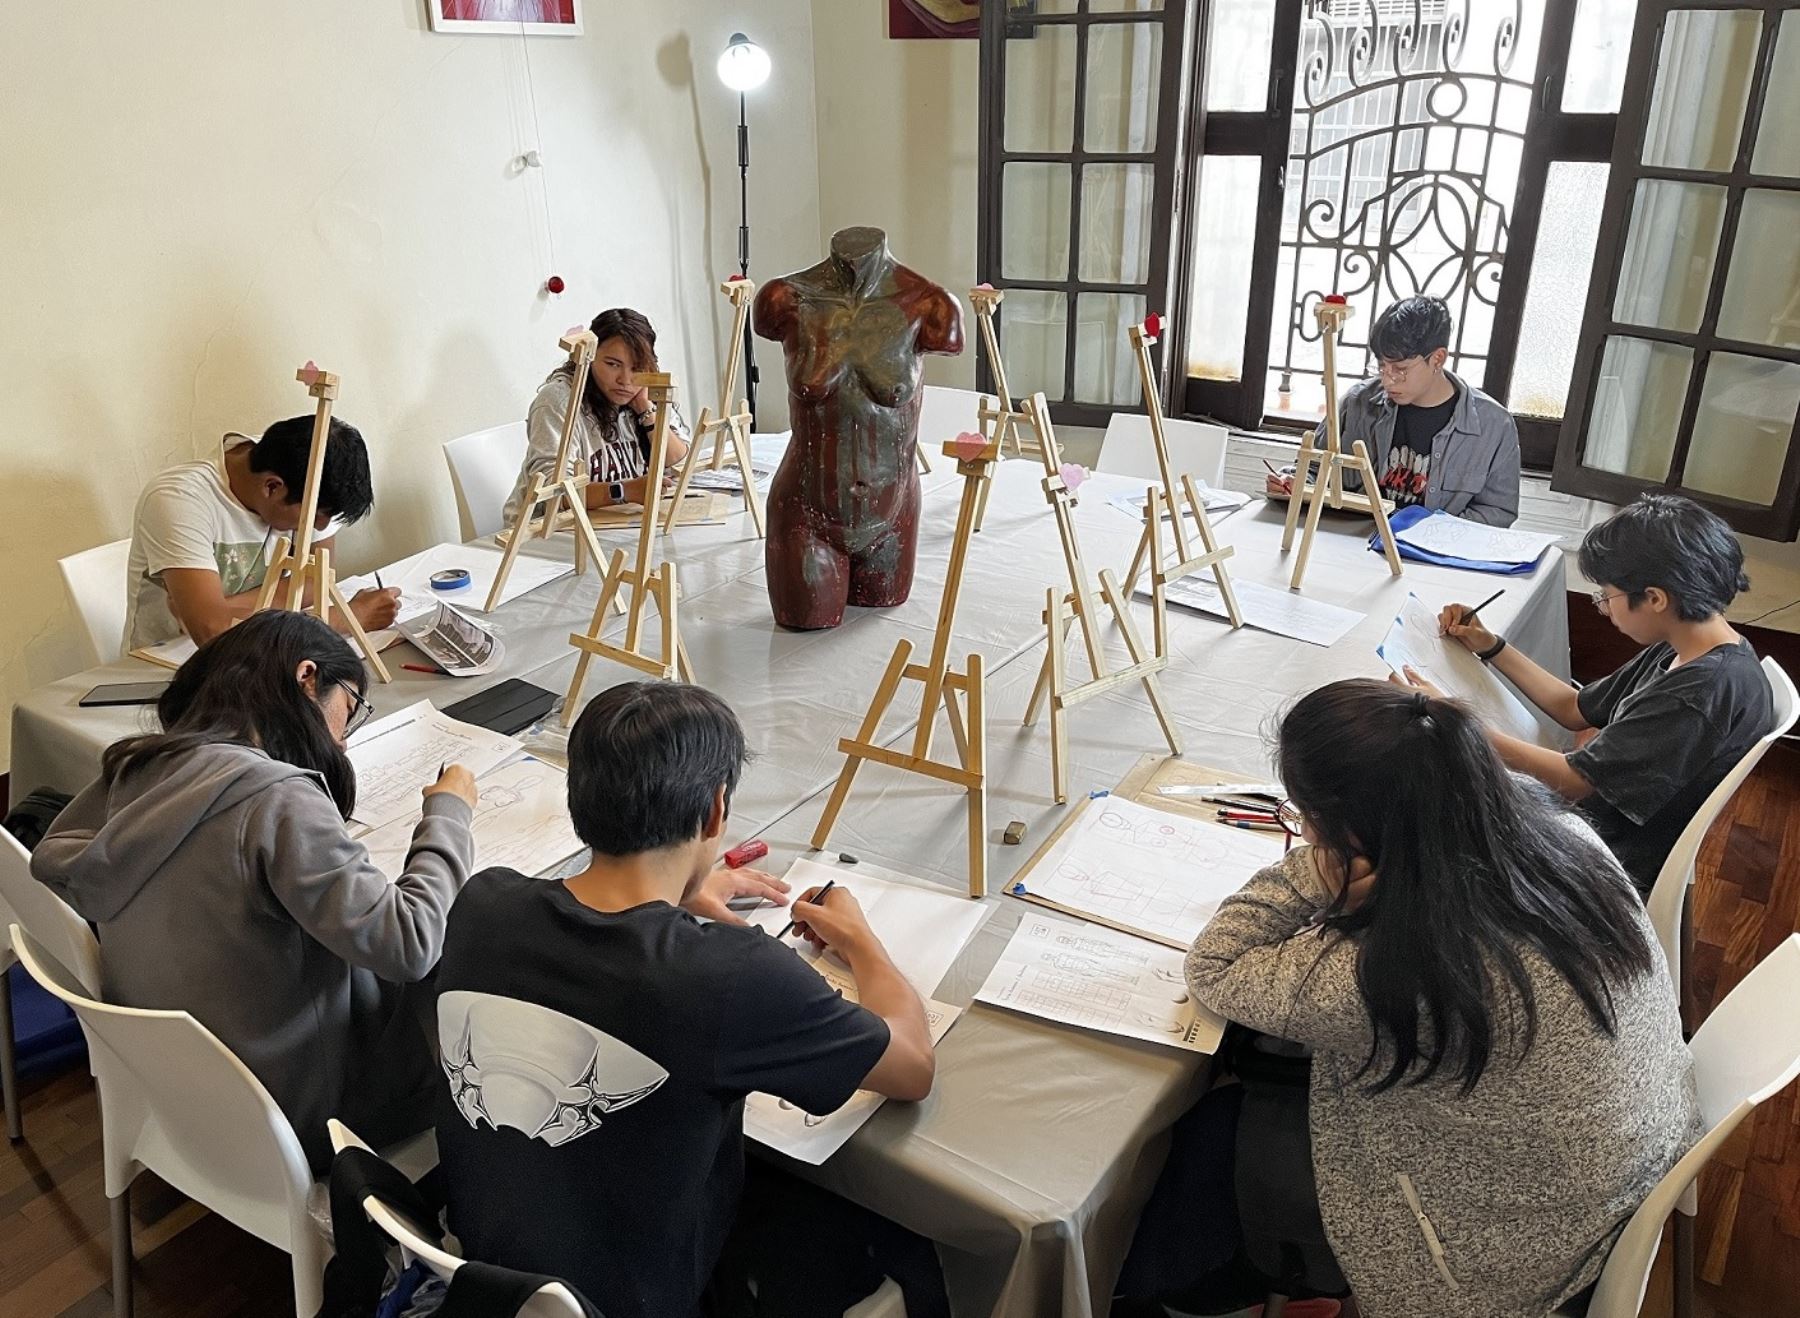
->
[1097, 412, 1230, 488]
[10, 924, 314, 1248]
[328, 1120, 588, 1316]
[0, 828, 103, 995]
[57, 538, 132, 667]
[916, 385, 988, 448]
[1583, 934, 1800, 1318]
[1646, 656, 1799, 981]
[444, 422, 529, 541]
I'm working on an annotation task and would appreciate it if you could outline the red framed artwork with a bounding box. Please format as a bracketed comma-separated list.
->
[427, 0, 583, 35]
[889, 0, 980, 40]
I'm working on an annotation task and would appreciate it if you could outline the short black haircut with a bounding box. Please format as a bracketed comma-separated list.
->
[248, 416, 375, 523]
[1578, 491, 1749, 621]
[567, 682, 748, 856]
[1369, 296, 1453, 362]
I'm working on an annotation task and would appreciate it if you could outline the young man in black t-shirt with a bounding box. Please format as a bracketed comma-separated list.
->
[1409, 493, 1774, 893]
[431, 682, 937, 1317]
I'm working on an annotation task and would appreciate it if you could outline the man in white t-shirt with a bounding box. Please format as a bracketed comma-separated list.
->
[122, 416, 401, 652]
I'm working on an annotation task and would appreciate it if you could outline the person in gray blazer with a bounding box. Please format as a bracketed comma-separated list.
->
[1184, 679, 1699, 1317]
[34, 611, 477, 1171]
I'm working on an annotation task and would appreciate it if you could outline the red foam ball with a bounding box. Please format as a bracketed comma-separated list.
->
[545, 275, 566, 295]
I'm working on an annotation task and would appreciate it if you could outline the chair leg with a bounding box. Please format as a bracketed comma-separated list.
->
[110, 1185, 133, 1318]
[0, 967, 21, 1141]
[1674, 1209, 1695, 1318]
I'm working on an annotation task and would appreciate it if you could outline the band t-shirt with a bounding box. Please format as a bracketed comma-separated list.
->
[1569, 638, 1773, 892]
[433, 870, 891, 1318]
[1378, 385, 1459, 509]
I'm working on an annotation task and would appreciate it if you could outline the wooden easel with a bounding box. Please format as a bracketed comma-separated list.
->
[1281, 298, 1404, 590]
[665, 278, 766, 536]
[486, 329, 624, 616]
[562, 371, 695, 720]
[1118, 318, 1243, 628]
[1020, 393, 1181, 805]
[969, 285, 1033, 531]
[255, 364, 392, 682]
[811, 435, 994, 897]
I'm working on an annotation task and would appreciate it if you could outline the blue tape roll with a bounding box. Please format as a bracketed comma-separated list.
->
[429, 568, 472, 591]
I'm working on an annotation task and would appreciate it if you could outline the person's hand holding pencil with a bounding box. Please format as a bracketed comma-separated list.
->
[782, 881, 877, 957]
[1437, 588, 1504, 656]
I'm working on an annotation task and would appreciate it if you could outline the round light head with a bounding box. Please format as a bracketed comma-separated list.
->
[717, 33, 771, 92]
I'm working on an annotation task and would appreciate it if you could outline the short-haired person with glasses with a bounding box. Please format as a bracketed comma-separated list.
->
[32, 611, 477, 1170]
[431, 681, 941, 1318]
[1402, 492, 1774, 893]
[1266, 296, 1521, 526]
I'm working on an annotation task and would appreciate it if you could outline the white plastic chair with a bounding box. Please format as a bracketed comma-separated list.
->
[1096, 412, 1230, 488]
[444, 421, 529, 542]
[0, 827, 103, 1141]
[1646, 657, 1798, 998]
[58, 538, 132, 667]
[1576, 934, 1800, 1318]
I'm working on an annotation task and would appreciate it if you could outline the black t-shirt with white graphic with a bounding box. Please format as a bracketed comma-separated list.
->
[1379, 384, 1459, 508]
[433, 870, 891, 1318]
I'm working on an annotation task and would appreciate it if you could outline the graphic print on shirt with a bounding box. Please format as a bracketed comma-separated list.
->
[437, 989, 668, 1148]
[212, 540, 270, 597]
[1380, 443, 1431, 508]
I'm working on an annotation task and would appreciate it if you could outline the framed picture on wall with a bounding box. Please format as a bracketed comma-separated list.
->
[426, 0, 583, 35]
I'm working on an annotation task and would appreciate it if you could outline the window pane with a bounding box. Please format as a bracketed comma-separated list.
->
[1718, 190, 1800, 350]
[1084, 23, 1162, 153]
[1751, 14, 1800, 177]
[1564, 0, 1638, 112]
[1184, 155, 1261, 381]
[1073, 292, 1148, 405]
[1205, 0, 1275, 111]
[1512, 163, 1609, 418]
[1010, 0, 1077, 13]
[1005, 24, 1078, 153]
[1612, 179, 1727, 333]
[1641, 9, 1762, 172]
[1584, 336, 1693, 482]
[1682, 355, 1800, 504]
[1001, 163, 1072, 281]
[1079, 163, 1154, 283]
[1000, 289, 1069, 402]
[1090, 0, 1163, 11]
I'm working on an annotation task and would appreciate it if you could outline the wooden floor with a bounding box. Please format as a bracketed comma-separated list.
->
[4, 720, 1800, 1314]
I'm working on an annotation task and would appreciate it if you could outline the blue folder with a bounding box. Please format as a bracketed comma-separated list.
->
[1370, 506, 1542, 576]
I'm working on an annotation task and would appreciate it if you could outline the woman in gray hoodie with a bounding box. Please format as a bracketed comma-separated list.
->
[33, 611, 476, 1171]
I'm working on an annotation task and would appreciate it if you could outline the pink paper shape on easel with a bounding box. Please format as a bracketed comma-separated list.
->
[298, 360, 321, 386]
[727, 273, 747, 282]
[976, 282, 994, 290]
[1059, 463, 1088, 493]
[953, 431, 985, 461]
[566, 325, 585, 338]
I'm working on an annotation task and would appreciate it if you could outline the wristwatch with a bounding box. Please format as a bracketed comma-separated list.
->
[635, 407, 656, 428]
[607, 481, 625, 503]
[1478, 635, 1507, 663]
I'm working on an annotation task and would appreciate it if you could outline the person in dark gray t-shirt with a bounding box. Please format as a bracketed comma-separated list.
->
[1397, 493, 1774, 893]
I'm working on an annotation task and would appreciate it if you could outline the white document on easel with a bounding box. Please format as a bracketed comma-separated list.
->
[1377, 593, 1540, 741]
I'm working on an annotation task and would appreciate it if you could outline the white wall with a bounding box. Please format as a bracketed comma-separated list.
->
[0, 1, 822, 771]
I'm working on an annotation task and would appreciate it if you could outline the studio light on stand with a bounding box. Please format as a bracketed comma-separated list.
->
[718, 32, 771, 425]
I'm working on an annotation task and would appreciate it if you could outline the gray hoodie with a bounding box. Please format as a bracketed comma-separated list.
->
[32, 739, 474, 1169]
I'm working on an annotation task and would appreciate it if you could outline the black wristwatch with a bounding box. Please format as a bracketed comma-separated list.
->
[1478, 635, 1507, 663]
[607, 481, 625, 503]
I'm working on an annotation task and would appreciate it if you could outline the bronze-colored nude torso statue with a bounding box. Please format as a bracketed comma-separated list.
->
[755, 227, 964, 630]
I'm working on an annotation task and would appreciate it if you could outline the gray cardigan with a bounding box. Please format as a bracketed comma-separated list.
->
[1329, 370, 1521, 526]
[33, 740, 474, 1165]
[1187, 847, 1700, 1317]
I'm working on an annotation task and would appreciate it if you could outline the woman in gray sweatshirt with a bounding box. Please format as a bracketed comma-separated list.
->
[33, 611, 476, 1171]
[1185, 679, 1700, 1317]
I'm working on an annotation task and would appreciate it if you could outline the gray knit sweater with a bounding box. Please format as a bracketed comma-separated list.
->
[1187, 846, 1701, 1317]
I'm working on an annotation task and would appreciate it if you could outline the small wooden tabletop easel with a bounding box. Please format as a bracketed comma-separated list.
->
[1281, 297, 1404, 590]
[1020, 393, 1181, 805]
[665, 278, 766, 536]
[811, 432, 995, 897]
[562, 371, 695, 720]
[255, 364, 392, 683]
[486, 329, 625, 616]
[969, 285, 1034, 531]
[1118, 316, 1243, 629]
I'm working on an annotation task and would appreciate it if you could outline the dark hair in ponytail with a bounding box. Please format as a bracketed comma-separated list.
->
[1276, 678, 1656, 1093]
[552, 306, 661, 437]
[101, 611, 366, 818]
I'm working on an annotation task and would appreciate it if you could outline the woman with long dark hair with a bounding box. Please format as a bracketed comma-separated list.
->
[502, 306, 691, 522]
[1176, 679, 1700, 1315]
[32, 611, 477, 1170]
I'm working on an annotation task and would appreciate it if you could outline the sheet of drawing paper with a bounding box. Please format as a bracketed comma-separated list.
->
[1376, 593, 1539, 740]
[358, 757, 583, 881]
[340, 542, 573, 623]
[1145, 575, 1365, 648]
[346, 700, 523, 830]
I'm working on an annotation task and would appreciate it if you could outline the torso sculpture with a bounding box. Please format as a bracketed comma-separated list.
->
[755, 227, 963, 630]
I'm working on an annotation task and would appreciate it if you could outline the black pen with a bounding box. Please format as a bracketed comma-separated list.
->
[375, 570, 385, 590]
[1460, 588, 1505, 625]
[778, 879, 836, 939]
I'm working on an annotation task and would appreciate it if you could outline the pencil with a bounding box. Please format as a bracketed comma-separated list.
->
[1221, 820, 1285, 832]
[1460, 588, 1505, 625]
[779, 880, 836, 938]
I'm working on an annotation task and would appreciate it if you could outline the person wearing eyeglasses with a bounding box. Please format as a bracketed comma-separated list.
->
[1406, 492, 1773, 894]
[32, 610, 478, 1171]
[1264, 296, 1520, 526]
